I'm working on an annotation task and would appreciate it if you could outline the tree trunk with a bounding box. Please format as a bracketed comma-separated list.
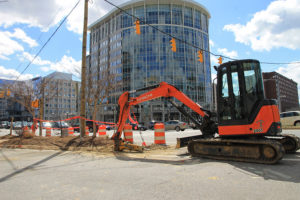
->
[39, 96, 44, 136]
[9, 117, 14, 136]
[92, 108, 97, 137]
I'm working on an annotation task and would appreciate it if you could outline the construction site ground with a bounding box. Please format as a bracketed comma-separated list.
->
[0, 128, 300, 200]
[0, 128, 299, 158]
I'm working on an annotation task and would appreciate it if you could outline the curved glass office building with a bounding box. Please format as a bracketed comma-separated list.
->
[89, 0, 211, 123]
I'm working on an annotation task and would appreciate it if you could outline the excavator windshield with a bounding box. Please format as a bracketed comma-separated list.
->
[217, 59, 265, 125]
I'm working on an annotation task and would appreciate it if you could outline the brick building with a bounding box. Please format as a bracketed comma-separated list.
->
[263, 72, 299, 112]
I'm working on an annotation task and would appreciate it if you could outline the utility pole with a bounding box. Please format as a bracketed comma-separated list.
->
[80, 0, 88, 138]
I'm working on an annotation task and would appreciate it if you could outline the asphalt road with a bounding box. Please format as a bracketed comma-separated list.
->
[0, 147, 300, 200]
[0, 128, 300, 199]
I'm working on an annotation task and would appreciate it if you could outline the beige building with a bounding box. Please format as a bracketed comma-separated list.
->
[42, 72, 80, 120]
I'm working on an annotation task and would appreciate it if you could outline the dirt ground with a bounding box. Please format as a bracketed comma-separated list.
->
[0, 134, 171, 154]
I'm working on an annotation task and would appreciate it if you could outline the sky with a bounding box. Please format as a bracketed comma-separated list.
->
[0, 0, 300, 102]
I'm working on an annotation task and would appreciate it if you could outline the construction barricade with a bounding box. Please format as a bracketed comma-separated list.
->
[123, 124, 133, 143]
[68, 127, 74, 135]
[98, 125, 106, 137]
[46, 127, 51, 137]
[154, 123, 166, 145]
[22, 126, 31, 137]
[85, 126, 89, 136]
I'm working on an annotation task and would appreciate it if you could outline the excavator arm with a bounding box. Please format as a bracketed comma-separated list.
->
[112, 82, 216, 152]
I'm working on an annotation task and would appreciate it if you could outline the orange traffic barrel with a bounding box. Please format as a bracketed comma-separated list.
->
[46, 127, 51, 137]
[85, 126, 89, 136]
[123, 124, 133, 143]
[22, 126, 30, 137]
[154, 123, 165, 145]
[98, 125, 106, 136]
[68, 127, 74, 135]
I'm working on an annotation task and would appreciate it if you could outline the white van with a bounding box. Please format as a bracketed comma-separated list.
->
[280, 111, 300, 126]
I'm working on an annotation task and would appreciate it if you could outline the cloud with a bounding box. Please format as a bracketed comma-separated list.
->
[49, 55, 81, 78]
[0, 30, 24, 60]
[210, 56, 219, 67]
[10, 28, 38, 47]
[0, 0, 128, 34]
[276, 62, 300, 101]
[22, 52, 52, 66]
[210, 48, 238, 66]
[20, 52, 81, 78]
[224, 0, 300, 51]
[0, 29, 38, 60]
[217, 48, 238, 58]
[0, 65, 34, 80]
[209, 40, 215, 48]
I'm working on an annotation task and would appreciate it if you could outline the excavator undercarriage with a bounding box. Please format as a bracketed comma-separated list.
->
[177, 134, 300, 164]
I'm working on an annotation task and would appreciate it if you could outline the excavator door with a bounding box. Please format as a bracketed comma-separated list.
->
[217, 59, 281, 136]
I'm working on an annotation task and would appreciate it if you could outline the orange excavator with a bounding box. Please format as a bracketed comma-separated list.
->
[112, 59, 300, 164]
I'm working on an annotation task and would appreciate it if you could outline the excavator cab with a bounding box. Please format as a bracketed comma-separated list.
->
[216, 59, 281, 136]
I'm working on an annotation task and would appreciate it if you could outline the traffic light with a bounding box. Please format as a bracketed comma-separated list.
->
[31, 99, 39, 108]
[134, 19, 141, 35]
[218, 56, 223, 64]
[197, 50, 203, 63]
[0, 91, 4, 98]
[170, 38, 176, 52]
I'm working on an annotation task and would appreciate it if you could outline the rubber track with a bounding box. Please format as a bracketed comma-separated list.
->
[188, 138, 285, 164]
[268, 134, 300, 153]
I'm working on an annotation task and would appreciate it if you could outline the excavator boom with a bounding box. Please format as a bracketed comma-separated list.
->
[112, 82, 209, 141]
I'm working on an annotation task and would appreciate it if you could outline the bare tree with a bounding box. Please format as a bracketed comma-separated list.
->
[6, 77, 56, 136]
[86, 66, 120, 137]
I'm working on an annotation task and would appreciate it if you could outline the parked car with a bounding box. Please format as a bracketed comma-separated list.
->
[27, 122, 33, 128]
[148, 120, 158, 130]
[13, 121, 23, 130]
[71, 122, 80, 132]
[0, 121, 9, 129]
[164, 120, 188, 131]
[130, 122, 147, 131]
[86, 121, 99, 132]
[105, 124, 114, 130]
[52, 121, 70, 128]
[280, 111, 300, 126]
[42, 122, 53, 128]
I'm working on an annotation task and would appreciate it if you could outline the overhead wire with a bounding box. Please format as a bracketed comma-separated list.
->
[15, 0, 81, 81]
[104, 0, 300, 65]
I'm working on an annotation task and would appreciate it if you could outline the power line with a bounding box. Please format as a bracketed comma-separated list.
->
[15, 0, 81, 81]
[104, 0, 300, 66]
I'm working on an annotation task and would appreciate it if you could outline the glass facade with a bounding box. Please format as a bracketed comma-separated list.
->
[89, 0, 211, 123]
